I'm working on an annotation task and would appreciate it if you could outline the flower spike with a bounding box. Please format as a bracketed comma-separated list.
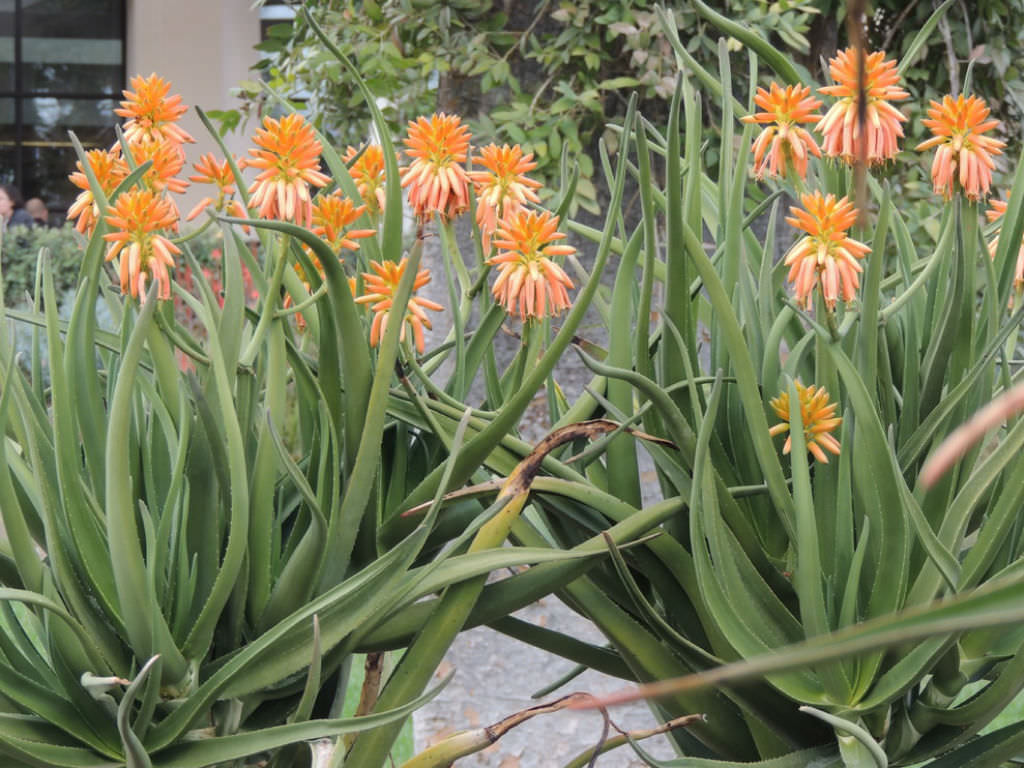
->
[488, 210, 575, 320]
[400, 113, 471, 221]
[741, 82, 822, 181]
[468, 143, 542, 250]
[783, 192, 870, 311]
[103, 188, 181, 301]
[186, 152, 248, 223]
[344, 144, 391, 215]
[769, 381, 842, 464]
[355, 258, 444, 354]
[67, 148, 129, 235]
[119, 139, 188, 199]
[311, 191, 376, 253]
[916, 94, 1005, 202]
[816, 48, 908, 166]
[115, 73, 195, 148]
[244, 113, 330, 226]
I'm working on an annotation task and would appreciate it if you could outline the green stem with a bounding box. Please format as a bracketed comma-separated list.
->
[239, 235, 290, 366]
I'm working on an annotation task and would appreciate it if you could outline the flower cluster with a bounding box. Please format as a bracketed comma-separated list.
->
[741, 83, 822, 181]
[783, 192, 870, 311]
[816, 48, 909, 167]
[489, 210, 575, 320]
[743, 47, 1006, 326]
[186, 153, 248, 224]
[392, 111, 573, 323]
[916, 94, 1005, 202]
[103, 189, 181, 301]
[355, 258, 444, 354]
[401, 113, 472, 221]
[72, 74, 199, 301]
[468, 143, 543, 251]
[769, 382, 842, 464]
[243, 113, 331, 227]
[344, 144, 391, 215]
[69, 73, 378, 305]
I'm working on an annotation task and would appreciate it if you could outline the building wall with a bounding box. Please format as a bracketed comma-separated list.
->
[126, 0, 260, 215]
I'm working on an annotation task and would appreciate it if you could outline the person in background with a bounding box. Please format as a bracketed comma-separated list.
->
[25, 197, 50, 227]
[0, 185, 36, 228]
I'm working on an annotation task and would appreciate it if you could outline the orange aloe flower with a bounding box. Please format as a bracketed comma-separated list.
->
[103, 188, 181, 301]
[354, 258, 443, 354]
[468, 143, 543, 250]
[311, 191, 376, 252]
[741, 82, 822, 180]
[985, 198, 1024, 305]
[916, 94, 1005, 202]
[186, 152, 248, 223]
[115, 73, 195, 149]
[768, 381, 842, 464]
[67, 148, 129, 234]
[783, 192, 870, 310]
[488, 209, 575, 320]
[244, 113, 330, 227]
[816, 48, 909, 166]
[344, 144, 390, 214]
[119, 139, 188, 202]
[400, 113, 471, 221]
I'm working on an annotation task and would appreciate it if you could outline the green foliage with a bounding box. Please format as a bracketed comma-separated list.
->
[3, 4, 1024, 767]
[237, 1, 820, 213]
[1, 225, 81, 306]
[236, 0, 1022, 218]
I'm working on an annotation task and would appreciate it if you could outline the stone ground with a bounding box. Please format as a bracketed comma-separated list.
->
[413, 596, 676, 768]
[409, 221, 678, 766]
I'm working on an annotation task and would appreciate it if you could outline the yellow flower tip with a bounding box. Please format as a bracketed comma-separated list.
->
[815, 48, 908, 167]
[115, 73, 195, 147]
[311, 191, 375, 252]
[245, 113, 330, 226]
[741, 82, 822, 181]
[488, 209, 576, 321]
[400, 112, 472, 221]
[67, 148, 129, 235]
[985, 197, 1024, 303]
[468, 143, 543, 250]
[102, 188, 181, 301]
[344, 144, 392, 215]
[783, 191, 870, 310]
[354, 257, 444, 354]
[769, 382, 842, 464]
[916, 93, 1005, 202]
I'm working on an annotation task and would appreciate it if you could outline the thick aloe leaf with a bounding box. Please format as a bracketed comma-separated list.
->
[918, 721, 1024, 768]
[578, 573, 1024, 712]
[628, 739, 838, 768]
[150, 674, 451, 768]
[103, 285, 187, 682]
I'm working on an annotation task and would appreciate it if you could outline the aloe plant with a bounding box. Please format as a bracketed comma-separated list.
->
[4, 2, 1024, 766]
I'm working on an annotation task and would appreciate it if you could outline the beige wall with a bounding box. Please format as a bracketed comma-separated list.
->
[126, 0, 260, 216]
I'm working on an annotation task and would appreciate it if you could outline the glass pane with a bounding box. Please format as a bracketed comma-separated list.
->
[23, 143, 90, 210]
[0, 148, 14, 188]
[0, 96, 13, 146]
[24, 96, 117, 147]
[0, 0, 14, 92]
[21, 0, 123, 95]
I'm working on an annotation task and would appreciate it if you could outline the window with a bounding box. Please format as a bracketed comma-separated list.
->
[0, 0, 125, 209]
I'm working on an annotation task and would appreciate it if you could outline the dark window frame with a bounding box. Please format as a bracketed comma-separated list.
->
[0, 0, 126, 203]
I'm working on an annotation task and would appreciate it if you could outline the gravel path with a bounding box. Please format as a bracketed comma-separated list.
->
[410, 222, 676, 766]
